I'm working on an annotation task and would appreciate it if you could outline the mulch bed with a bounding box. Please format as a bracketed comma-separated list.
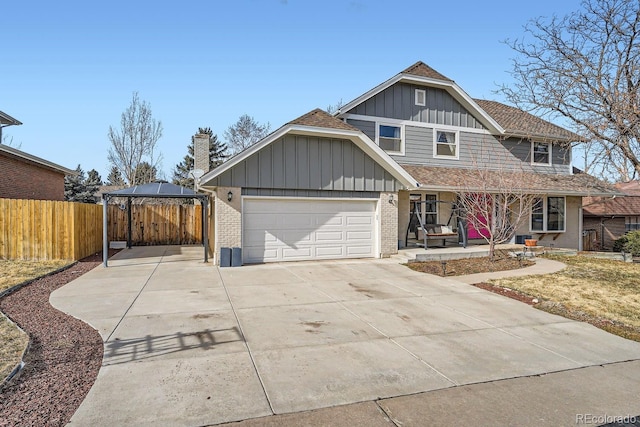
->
[407, 252, 534, 277]
[0, 250, 118, 427]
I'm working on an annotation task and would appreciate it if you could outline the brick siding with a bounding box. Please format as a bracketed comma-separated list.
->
[213, 186, 242, 265]
[380, 191, 398, 256]
[0, 153, 66, 201]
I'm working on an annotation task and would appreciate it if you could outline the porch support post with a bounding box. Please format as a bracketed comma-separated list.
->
[127, 197, 132, 249]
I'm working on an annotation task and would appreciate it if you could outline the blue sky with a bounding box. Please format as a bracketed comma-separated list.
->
[2, 0, 584, 181]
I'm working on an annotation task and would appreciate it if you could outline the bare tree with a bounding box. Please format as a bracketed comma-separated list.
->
[1, 134, 21, 149]
[501, 0, 640, 182]
[454, 148, 543, 260]
[224, 114, 270, 155]
[325, 99, 344, 115]
[108, 92, 163, 185]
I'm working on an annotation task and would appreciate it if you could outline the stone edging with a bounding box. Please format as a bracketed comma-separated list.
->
[0, 313, 31, 388]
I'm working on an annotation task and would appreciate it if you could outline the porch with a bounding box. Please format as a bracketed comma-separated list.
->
[393, 243, 575, 262]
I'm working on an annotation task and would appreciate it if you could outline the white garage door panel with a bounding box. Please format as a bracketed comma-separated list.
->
[315, 231, 344, 241]
[282, 247, 313, 259]
[243, 198, 377, 263]
[347, 246, 374, 255]
[347, 231, 373, 240]
[315, 246, 345, 257]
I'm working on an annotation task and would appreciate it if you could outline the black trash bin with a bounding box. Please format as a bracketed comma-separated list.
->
[220, 247, 232, 267]
[231, 247, 242, 267]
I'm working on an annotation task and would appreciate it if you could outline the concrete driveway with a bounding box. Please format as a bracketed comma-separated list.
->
[50, 246, 640, 426]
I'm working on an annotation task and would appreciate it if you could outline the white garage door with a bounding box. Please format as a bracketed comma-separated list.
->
[243, 198, 377, 263]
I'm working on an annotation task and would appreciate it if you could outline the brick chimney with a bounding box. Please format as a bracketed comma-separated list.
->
[193, 133, 210, 173]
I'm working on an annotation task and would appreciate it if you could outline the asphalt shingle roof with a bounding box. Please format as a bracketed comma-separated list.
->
[401, 164, 618, 196]
[583, 181, 640, 216]
[401, 61, 452, 82]
[288, 108, 359, 132]
[474, 99, 581, 142]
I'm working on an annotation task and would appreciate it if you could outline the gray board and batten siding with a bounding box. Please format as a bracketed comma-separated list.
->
[347, 119, 572, 175]
[345, 83, 486, 129]
[208, 134, 402, 192]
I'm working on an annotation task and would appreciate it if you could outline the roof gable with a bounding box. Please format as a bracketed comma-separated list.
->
[338, 61, 504, 134]
[287, 108, 358, 131]
[200, 108, 418, 189]
[401, 61, 453, 82]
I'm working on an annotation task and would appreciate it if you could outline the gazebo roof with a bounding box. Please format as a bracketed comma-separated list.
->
[104, 182, 206, 199]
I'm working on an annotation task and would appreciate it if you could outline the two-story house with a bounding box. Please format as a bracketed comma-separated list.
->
[199, 62, 615, 265]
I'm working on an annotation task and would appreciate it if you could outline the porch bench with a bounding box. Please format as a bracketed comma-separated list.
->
[417, 224, 459, 248]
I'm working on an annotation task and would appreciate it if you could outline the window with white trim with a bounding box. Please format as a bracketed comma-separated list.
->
[377, 124, 403, 154]
[434, 130, 459, 159]
[532, 142, 551, 164]
[415, 89, 426, 106]
[531, 196, 565, 232]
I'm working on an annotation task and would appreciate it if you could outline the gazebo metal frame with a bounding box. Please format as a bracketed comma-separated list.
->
[102, 183, 209, 267]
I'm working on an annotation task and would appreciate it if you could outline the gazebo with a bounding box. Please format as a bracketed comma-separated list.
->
[102, 182, 209, 266]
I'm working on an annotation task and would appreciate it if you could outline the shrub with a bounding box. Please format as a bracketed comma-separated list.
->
[613, 235, 628, 252]
[622, 231, 640, 256]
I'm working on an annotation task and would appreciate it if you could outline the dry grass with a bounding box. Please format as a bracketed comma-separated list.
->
[0, 259, 70, 293]
[491, 255, 640, 333]
[1, 258, 71, 382]
[0, 312, 28, 381]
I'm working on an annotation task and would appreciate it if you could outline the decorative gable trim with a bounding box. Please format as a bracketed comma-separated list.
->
[337, 73, 505, 135]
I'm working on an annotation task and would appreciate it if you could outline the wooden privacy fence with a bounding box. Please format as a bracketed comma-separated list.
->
[0, 198, 103, 261]
[107, 204, 203, 246]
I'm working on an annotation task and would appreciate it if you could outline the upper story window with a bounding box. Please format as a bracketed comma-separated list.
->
[415, 89, 426, 106]
[531, 196, 565, 232]
[377, 123, 404, 154]
[532, 142, 551, 164]
[434, 129, 459, 159]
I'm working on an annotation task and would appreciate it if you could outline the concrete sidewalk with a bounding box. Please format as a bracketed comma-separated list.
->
[50, 246, 640, 426]
[227, 361, 640, 426]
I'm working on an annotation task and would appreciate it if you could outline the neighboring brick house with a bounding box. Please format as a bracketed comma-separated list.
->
[0, 144, 76, 201]
[583, 181, 640, 250]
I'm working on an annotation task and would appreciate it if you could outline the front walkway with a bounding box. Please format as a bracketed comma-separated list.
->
[51, 246, 640, 426]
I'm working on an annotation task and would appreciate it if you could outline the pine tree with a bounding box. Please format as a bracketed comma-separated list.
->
[172, 127, 228, 188]
[134, 161, 157, 185]
[64, 165, 98, 203]
[84, 169, 103, 203]
[106, 166, 125, 186]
